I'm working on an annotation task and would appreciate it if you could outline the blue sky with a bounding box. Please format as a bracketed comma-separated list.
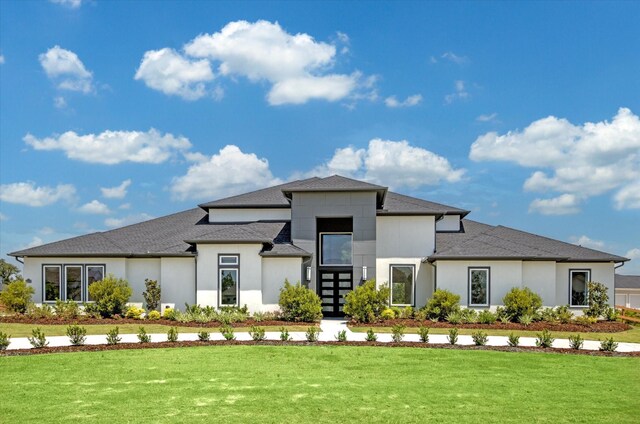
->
[1, 0, 639, 273]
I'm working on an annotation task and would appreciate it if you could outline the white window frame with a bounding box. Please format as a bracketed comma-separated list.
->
[569, 269, 591, 308]
[218, 254, 240, 307]
[319, 232, 353, 266]
[85, 264, 105, 302]
[390, 264, 415, 307]
[43, 265, 62, 303]
[219, 255, 239, 266]
[64, 265, 84, 302]
[468, 267, 490, 307]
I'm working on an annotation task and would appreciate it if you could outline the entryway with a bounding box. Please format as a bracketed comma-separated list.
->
[318, 269, 353, 317]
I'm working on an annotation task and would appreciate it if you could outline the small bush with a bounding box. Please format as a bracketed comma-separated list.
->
[365, 328, 377, 342]
[278, 280, 322, 322]
[518, 314, 533, 326]
[28, 328, 48, 348]
[0, 279, 34, 313]
[197, 331, 210, 342]
[471, 331, 488, 346]
[507, 333, 520, 347]
[414, 309, 428, 321]
[538, 307, 557, 323]
[54, 299, 81, 319]
[88, 275, 133, 318]
[423, 289, 460, 321]
[106, 327, 121, 345]
[26, 304, 54, 319]
[445, 311, 462, 324]
[478, 310, 497, 325]
[398, 306, 414, 319]
[220, 325, 235, 341]
[535, 329, 554, 348]
[66, 324, 87, 346]
[82, 302, 101, 318]
[447, 328, 458, 345]
[502, 287, 542, 321]
[380, 308, 395, 321]
[499, 315, 511, 324]
[343, 279, 390, 323]
[391, 324, 405, 342]
[568, 334, 584, 350]
[604, 306, 619, 322]
[584, 281, 609, 319]
[167, 327, 179, 342]
[142, 278, 161, 312]
[417, 326, 430, 343]
[279, 327, 291, 341]
[0, 332, 10, 350]
[460, 308, 478, 324]
[163, 307, 177, 320]
[555, 305, 573, 323]
[137, 327, 151, 343]
[125, 305, 145, 319]
[335, 330, 347, 342]
[253, 311, 267, 322]
[305, 326, 320, 342]
[575, 315, 597, 326]
[147, 310, 161, 320]
[599, 337, 618, 352]
[249, 326, 266, 341]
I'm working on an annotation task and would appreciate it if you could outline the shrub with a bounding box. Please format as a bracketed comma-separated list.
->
[147, 310, 161, 320]
[472, 331, 488, 346]
[391, 324, 405, 342]
[166, 327, 179, 342]
[28, 328, 48, 348]
[197, 331, 210, 342]
[575, 315, 597, 326]
[278, 280, 322, 322]
[26, 304, 54, 319]
[584, 281, 609, 319]
[365, 328, 377, 342]
[220, 325, 235, 341]
[447, 328, 458, 345]
[249, 326, 266, 341]
[163, 307, 177, 320]
[478, 310, 497, 325]
[495, 306, 510, 322]
[507, 333, 520, 347]
[518, 314, 533, 326]
[538, 307, 557, 323]
[604, 306, 619, 321]
[142, 278, 161, 312]
[503, 287, 542, 321]
[423, 289, 460, 321]
[417, 326, 430, 343]
[106, 327, 121, 345]
[535, 329, 554, 348]
[137, 327, 151, 343]
[253, 311, 267, 322]
[414, 309, 428, 321]
[462, 308, 478, 324]
[0, 279, 34, 313]
[335, 330, 347, 342]
[499, 316, 511, 324]
[279, 327, 291, 341]
[599, 337, 618, 352]
[398, 306, 414, 319]
[54, 299, 81, 319]
[568, 334, 584, 350]
[125, 305, 145, 319]
[66, 324, 87, 346]
[88, 275, 132, 318]
[82, 302, 101, 318]
[343, 280, 390, 323]
[380, 308, 395, 320]
[445, 311, 462, 325]
[305, 326, 320, 342]
[0, 332, 10, 350]
[555, 305, 573, 323]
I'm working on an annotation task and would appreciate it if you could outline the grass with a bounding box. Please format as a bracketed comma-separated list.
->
[351, 325, 640, 343]
[0, 322, 312, 338]
[2, 345, 638, 423]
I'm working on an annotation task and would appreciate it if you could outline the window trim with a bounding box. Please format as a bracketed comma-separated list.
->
[389, 264, 416, 307]
[42, 264, 62, 303]
[468, 267, 490, 307]
[319, 232, 353, 266]
[85, 264, 106, 302]
[218, 254, 240, 308]
[569, 269, 591, 308]
[219, 255, 239, 266]
[64, 265, 84, 303]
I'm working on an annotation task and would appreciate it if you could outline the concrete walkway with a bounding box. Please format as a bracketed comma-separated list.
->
[5, 319, 640, 353]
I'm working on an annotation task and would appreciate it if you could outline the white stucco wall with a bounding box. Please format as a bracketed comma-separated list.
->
[436, 215, 461, 232]
[160, 257, 196, 310]
[208, 208, 291, 223]
[126, 258, 161, 305]
[555, 262, 615, 308]
[522, 261, 556, 306]
[261, 257, 303, 311]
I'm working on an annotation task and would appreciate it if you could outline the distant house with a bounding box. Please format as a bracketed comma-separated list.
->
[615, 274, 640, 309]
[9, 175, 629, 316]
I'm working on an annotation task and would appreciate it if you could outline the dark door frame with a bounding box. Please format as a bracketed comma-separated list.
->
[317, 267, 353, 317]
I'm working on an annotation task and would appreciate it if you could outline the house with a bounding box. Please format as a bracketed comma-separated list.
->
[9, 175, 629, 316]
[614, 274, 640, 309]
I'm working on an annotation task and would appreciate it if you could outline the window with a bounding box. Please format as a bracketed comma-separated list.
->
[570, 269, 590, 307]
[43, 264, 105, 302]
[468, 268, 490, 306]
[320, 233, 352, 265]
[86, 265, 105, 301]
[44, 266, 61, 302]
[219, 255, 239, 307]
[65, 265, 83, 302]
[390, 265, 415, 306]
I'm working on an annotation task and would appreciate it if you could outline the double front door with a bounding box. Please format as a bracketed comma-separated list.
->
[318, 269, 353, 317]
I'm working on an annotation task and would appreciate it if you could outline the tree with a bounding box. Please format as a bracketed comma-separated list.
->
[0, 259, 22, 285]
[0, 279, 34, 313]
[142, 278, 161, 312]
[584, 281, 609, 319]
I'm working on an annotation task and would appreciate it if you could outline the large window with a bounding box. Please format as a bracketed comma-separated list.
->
[44, 266, 61, 302]
[320, 233, 352, 265]
[390, 265, 415, 306]
[43, 264, 105, 302]
[65, 266, 83, 302]
[219, 255, 239, 307]
[468, 267, 490, 307]
[570, 269, 590, 307]
[86, 265, 105, 301]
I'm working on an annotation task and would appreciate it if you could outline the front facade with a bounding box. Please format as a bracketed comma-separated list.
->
[10, 175, 629, 315]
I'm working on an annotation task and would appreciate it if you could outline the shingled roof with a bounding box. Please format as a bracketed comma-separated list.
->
[379, 191, 469, 216]
[430, 219, 628, 262]
[198, 178, 319, 209]
[615, 274, 640, 289]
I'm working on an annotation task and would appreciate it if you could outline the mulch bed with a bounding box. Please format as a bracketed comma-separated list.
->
[2, 339, 638, 357]
[350, 319, 632, 333]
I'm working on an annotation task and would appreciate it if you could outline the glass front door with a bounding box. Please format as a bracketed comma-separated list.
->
[319, 269, 352, 317]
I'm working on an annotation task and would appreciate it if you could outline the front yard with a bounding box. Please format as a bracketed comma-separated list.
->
[1, 345, 638, 423]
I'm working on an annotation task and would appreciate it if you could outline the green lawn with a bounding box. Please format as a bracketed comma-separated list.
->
[1, 345, 638, 423]
[351, 325, 640, 343]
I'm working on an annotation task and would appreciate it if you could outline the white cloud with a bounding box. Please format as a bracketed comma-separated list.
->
[170, 145, 282, 201]
[39, 46, 94, 93]
[306, 139, 465, 190]
[268, 74, 358, 105]
[528, 194, 580, 215]
[24, 128, 191, 165]
[570, 235, 605, 250]
[23, 237, 44, 249]
[0, 182, 76, 207]
[0, 213, 8, 221]
[476, 113, 498, 122]
[50, 0, 83, 8]
[471, 108, 640, 212]
[105, 213, 155, 228]
[626, 248, 640, 261]
[0, 54, 5, 64]
[101, 179, 132, 199]
[54, 96, 67, 109]
[444, 80, 469, 104]
[441, 52, 469, 65]
[39, 227, 55, 235]
[384, 94, 422, 108]
[78, 200, 111, 215]
[134, 48, 214, 101]
[119, 203, 131, 210]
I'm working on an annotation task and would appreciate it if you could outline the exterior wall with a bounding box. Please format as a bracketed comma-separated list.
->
[125, 258, 161, 305]
[261, 257, 303, 310]
[436, 215, 461, 232]
[195, 243, 264, 311]
[208, 208, 291, 223]
[160, 257, 196, 311]
[555, 262, 615, 308]
[522, 261, 557, 306]
[615, 289, 640, 308]
[291, 192, 377, 290]
[376, 215, 436, 308]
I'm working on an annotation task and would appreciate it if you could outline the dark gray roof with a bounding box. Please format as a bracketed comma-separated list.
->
[380, 191, 469, 216]
[198, 178, 319, 209]
[282, 175, 387, 192]
[615, 274, 640, 289]
[430, 219, 629, 263]
[260, 244, 312, 257]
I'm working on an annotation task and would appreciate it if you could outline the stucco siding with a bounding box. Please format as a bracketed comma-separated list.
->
[376, 216, 435, 258]
[160, 257, 196, 310]
[261, 257, 303, 310]
[125, 259, 161, 304]
[376, 258, 433, 308]
[436, 215, 461, 232]
[522, 261, 556, 306]
[555, 262, 615, 308]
